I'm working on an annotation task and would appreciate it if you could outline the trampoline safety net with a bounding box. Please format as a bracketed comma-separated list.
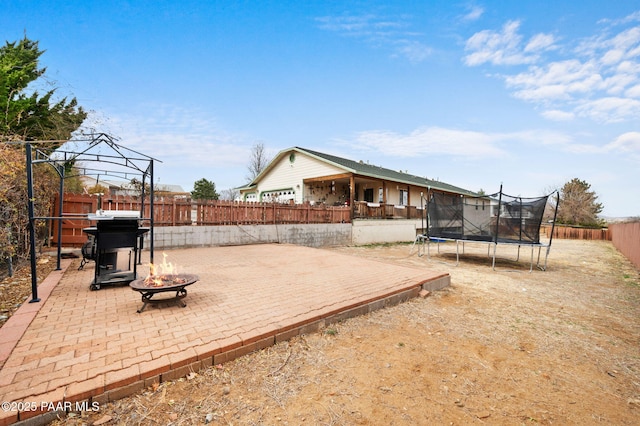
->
[428, 190, 550, 244]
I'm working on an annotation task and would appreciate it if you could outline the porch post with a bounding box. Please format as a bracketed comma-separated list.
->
[382, 181, 387, 203]
[349, 174, 355, 214]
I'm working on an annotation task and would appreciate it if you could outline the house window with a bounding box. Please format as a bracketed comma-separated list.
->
[399, 189, 408, 206]
[262, 190, 295, 203]
[364, 188, 374, 203]
[378, 187, 384, 203]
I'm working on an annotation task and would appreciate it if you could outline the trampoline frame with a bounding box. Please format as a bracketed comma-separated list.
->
[412, 236, 552, 272]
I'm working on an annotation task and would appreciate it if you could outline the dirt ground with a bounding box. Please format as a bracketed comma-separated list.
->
[0, 255, 60, 328]
[9, 239, 640, 425]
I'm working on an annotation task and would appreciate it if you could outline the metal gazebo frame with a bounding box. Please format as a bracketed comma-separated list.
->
[22, 133, 160, 303]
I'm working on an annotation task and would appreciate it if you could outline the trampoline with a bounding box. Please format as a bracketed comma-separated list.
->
[413, 186, 559, 271]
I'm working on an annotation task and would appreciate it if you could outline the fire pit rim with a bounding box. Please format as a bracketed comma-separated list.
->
[129, 273, 200, 292]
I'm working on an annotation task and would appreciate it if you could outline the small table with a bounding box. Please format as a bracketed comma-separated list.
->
[129, 274, 199, 313]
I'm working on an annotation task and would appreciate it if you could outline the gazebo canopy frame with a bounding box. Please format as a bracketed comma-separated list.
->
[20, 132, 160, 303]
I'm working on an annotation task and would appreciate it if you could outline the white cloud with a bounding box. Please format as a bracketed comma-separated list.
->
[610, 27, 640, 56]
[464, 20, 524, 65]
[541, 109, 575, 121]
[466, 12, 640, 124]
[341, 126, 582, 160]
[316, 13, 432, 62]
[393, 40, 433, 62]
[461, 5, 484, 22]
[505, 129, 574, 147]
[104, 105, 251, 168]
[506, 59, 603, 101]
[525, 33, 556, 53]
[602, 69, 638, 95]
[625, 83, 640, 97]
[315, 14, 399, 35]
[601, 48, 626, 65]
[603, 131, 640, 163]
[464, 20, 556, 66]
[574, 97, 640, 123]
[599, 11, 640, 26]
[617, 60, 640, 74]
[605, 131, 640, 154]
[349, 127, 506, 158]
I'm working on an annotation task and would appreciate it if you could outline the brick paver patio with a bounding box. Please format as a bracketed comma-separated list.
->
[0, 244, 448, 425]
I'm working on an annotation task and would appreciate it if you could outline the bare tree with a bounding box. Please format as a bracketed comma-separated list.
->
[219, 188, 240, 201]
[245, 142, 271, 183]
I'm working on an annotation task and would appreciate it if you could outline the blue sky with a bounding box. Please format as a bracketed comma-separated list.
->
[3, 1, 640, 217]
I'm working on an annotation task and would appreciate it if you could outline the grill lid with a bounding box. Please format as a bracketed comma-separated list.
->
[88, 210, 141, 220]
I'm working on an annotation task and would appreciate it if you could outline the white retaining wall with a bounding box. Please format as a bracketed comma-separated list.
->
[144, 219, 421, 249]
[351, 219, 422, 245]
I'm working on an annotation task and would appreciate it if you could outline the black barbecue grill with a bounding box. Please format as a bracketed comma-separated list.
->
[83, 210, 149, 290]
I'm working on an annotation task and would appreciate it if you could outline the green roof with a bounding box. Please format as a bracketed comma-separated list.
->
[295, 147, 476, 196]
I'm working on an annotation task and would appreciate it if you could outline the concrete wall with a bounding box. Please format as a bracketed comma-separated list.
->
[143, 219, 421, 250]
[351, 219, 421, 245]
[146, 223, 353, 249]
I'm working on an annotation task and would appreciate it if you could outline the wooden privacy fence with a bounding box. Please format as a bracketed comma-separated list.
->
[542, 221, 640, 270]
[609, 221, 640, 270]
[50, 194, 351, 247]
[540, 224, 611, 241]
[194, 200, 350, 225]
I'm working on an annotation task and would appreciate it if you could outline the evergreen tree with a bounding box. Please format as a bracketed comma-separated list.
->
[191, 178, 219, 200]
[0, 36, 87, 262]
[1, 36, 86, 148]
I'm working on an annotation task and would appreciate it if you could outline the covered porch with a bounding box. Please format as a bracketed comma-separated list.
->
[301, 173, 427, 220]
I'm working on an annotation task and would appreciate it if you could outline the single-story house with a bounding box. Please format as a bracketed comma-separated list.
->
[238, 147, 475, 213]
